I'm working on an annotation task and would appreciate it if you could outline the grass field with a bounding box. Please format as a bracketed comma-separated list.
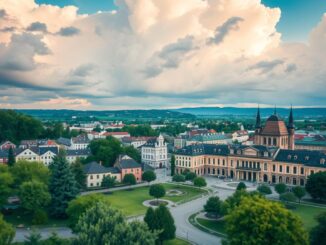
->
[196, 218, 226, 234]
[291, 203, 326, 231]
[103, 183, 207, 216]
[164, 238, 190, 245]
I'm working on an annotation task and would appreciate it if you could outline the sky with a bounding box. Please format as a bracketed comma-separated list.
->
[0, 0, 326, 109]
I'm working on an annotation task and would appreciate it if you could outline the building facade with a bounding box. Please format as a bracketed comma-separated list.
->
[175, 110, 326, 186]
[141, 134, 168, 168]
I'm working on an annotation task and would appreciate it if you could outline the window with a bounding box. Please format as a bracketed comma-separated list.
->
[279, 165, 282, 173]
[264, 137, 267, 145]
[301, 167, 304, 175]
[273, 165, 276, 172]
[273, 138, 276, 146]
[264, 163, 267, 171]
[286, 166, 290, 173]
[293, 167, 297, 174]
[97, 175, 99, 179]
[321, 158, 325, 165]
[90, 175, 93, 179]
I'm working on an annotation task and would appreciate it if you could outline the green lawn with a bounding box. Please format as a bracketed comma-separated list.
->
[103, 183, 207, 216]
[164, 238, 190, 245]
[196, 218, 226, 234]
[291, 203, 326, 231]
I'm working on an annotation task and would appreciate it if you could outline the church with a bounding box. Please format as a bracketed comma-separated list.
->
[174, 108, 326, 186]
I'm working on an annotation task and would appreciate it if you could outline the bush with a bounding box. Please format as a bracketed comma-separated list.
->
[292, 186, 306, 203]
[101, 176, 116, 188]
[236, 182, 246, 191]
[280, 192, 297, 203]
[204, 196, 224, 217]
[185, 172, 197, 181]
[142, 171, 156, 183]
[123, 174, 136, 185]
[257, 184, 272, 195]
[32, 209, 48, 225]
[193, 177, 207, 187]
[275, 183, 287, 195]
[149, 184, 166, 201]
[172, 174, 185, 182]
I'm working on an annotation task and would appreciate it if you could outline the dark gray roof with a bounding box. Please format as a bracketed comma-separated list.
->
[39, 147, 58, 155]
[66, 149, 91, 156]
[83, 161, 111, 174]
[0, 150, 8, 158]
[107, 167, 120, 174]
[72, 135, 90, 144]
[57, 137, 72, 146]
[119, 159, 141, 169]
[142, 138, 157, 147]
[176, 144, 229, 156]
[275, 149, 326, 168]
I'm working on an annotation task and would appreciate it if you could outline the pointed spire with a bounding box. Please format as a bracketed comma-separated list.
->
[288, 105, 294, 129]
[255, 105, 261, 129]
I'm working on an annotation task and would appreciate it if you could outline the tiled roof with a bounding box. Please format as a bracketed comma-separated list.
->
[72, 135, 90, 144]
[39, 147, 58, 155]
[57, 137, 72, 146]
[83, 161, 111, 174]
[260, 114, 289, 136]
[275, 149, 326, 168]
[66, 149, 91, 156]
[189, 134, 230, 142]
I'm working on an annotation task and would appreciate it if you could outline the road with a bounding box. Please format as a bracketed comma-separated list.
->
[14, 173, 236, 244]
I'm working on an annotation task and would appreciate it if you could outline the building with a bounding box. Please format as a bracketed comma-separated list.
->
[15, 146, 58, 166]
[66, 149, 91, 164]
[102, 132, 130, 140]
[114, 154, 142, 182]
[175, 110, 326, 186]
[254, 107, 295, 150]
[57, 135, 90, 150]
[141, 134, 168, 168]
[0, 141, 16, 150]
[83, 161, 121, 188]
[19, 140, 38, 149]
[121, 136, 155, 148]
[0, 150, 8, 164]
[232, 130, 249, 143]
[174, 136, 187, 149]
[185, 133, 232, 146]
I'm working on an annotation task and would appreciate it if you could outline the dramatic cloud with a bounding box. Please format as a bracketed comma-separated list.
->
[0, 0, 325, 109]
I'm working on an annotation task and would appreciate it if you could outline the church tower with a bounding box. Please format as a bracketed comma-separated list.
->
[254, 106, 262, 145]
[287, 106, 295, 150]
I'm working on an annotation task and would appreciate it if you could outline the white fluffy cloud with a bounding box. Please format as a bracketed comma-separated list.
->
[0, 0, 325, 109]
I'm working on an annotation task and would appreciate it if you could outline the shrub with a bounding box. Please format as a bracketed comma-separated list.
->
[275, 183, 287, 195]
[32, 209, 48, 225]
[257, 184, 272, 195]
[172, 174, 185, 182]
[236, 182, 246, 191]
[193, 177, 207, 187]
[185, 172, 197, 181]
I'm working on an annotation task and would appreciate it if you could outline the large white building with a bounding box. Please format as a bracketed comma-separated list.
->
[141, 134, 168, 168]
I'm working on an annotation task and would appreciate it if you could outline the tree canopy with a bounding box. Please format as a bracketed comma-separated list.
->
[236, 182, 246, 191]
[306, 172, 326, 200]
[310, 212, 326, 245]
[123, 173, 137, 185]
[225, 196, 309, 245]
[204, 196, 224, 217]
[142, 170, 156, 184]
[172, 174, 185, 182]
[193, 177, 207, 187]
[275, 183, 287, 195]
[292, 186, 306, 203]
[149, 184, 166, 200]
[0, 214, 15, 245]
[257, 184, 272, 195]
[0, 165, 13, 206]
[101, 175, 116, 188]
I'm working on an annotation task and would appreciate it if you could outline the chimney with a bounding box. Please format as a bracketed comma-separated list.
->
[99, 161, 102, 166]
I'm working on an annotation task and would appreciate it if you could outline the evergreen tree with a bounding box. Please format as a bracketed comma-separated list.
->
[155, 205, 176, 244]
[71, 159, 86, 190]
[170, 155, 176, 176]
[144, 207, 157, 232]
[7, 147, 15, 167]
[24, 230, 42, 245]
[49, 151, 79, 218]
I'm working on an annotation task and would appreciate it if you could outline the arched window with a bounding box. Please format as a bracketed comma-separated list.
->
[293, 178, 297, 185]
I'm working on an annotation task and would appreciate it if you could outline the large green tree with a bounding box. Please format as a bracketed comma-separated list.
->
[66, 194, 110, 230]
[71, 159, 86, 190]
[155, 205, 176, 244]
[292, 186, 306, 203]
[193, 177, 207, 187]
[236, 182, 246, 191]
[275, 183, 287, 196]
[257, 184, 272, 195]
[142, 170, 156, 184]
[204, 196, 224, 217]
[19, 180, 51, 213]
[73, 202, 156, 245]
[149, 184, 166, 203]
[49, 151, 79, 218]
[144, 207, 157, 232]
[123, 173, 136, 186]
[101, 175, 116, 188]
[123, 146, 141, 163]
[10, 161, 49, 187]
[0, 214, 15, 245]
[0, 165, 13, 206]
[225, 196, 309, 245]
[310, 212, 326, 245]
[306, 172, 326, 200]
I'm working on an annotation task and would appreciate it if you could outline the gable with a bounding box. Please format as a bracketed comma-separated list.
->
[242, 147, 258, 156]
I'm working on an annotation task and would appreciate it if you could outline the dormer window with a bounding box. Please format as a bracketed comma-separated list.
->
[287, 155, 292, 160]
[321, 158, 325, 165]
[237, 150, 241, 154]
[294, 155, 298, 160]
[305, 156, 309, 161]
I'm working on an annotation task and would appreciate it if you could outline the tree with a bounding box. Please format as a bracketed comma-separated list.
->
[7, 147, 15, 167]
[66, 194, 110, 230]
[101, 175, 116, 188]
[42, 232, 71, 245]
[306, 172, 326, 200]
[172, 174, 185, 182]
[0, 165, 13, 206]
[74, 202, 156, 245]
[170, 155, 176, 176]
[142, 170, 156, 184]
[123, 146, 141, 163]
[24, 230, 42, 245]
[310, 212, 326, 245]
[257, 184, 272, 195]
[280, 192, 297, 204]
[185, 172, 197, 181]
[223, 190, 261, 214]
[204, 196, 224, 217]
[149, 184, 166, 204]
[193, 177, 207, 187]
[49, 151, 79, 218]
[10, 161, 49, 187]
[275, 183, 287, 195]
[19, 180, 51, 215]
[123, 173, 136, 186]
[155, 205, 176, 244]
[236, 182, 246, 191]
[293, 186, 306, 203]
[144, 207, 157, 232]
[71, 159, 86, 190]
[0, 214, 15, 245]
[225, 196, 309, 245]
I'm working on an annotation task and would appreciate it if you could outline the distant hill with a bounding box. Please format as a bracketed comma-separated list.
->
[173, 107, 326, 118]
[16, 109, 196, 121]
